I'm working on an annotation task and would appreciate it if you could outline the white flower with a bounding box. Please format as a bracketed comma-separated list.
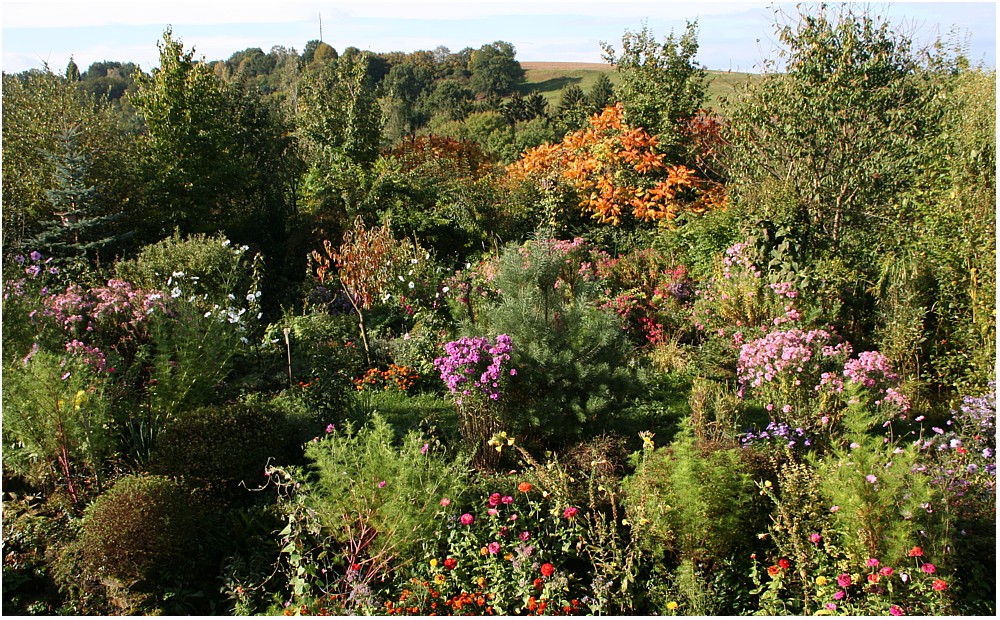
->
[257, 312, 263, 319]
[222, 239, 231, 247]
[148, 293, 162, 301]
[171, 287, 182, 298]
[398, 275, 404, 282]
[204, 311, 212, 317]
[172, 271, 185, 278]
[442, 286, 450, 293]
[411, 258, 419, 264]
[408, 281, 415, 289]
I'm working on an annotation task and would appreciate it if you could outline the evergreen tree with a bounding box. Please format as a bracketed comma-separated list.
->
[556, 83, 591, 133]
[65, 56, 80, 81]
[27, 124, 127, 261]
[588, 73, 615, 112]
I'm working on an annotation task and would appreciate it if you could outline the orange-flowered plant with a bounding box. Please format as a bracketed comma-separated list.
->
[354, 364, 420, 393]
[508, 103, 726, 225]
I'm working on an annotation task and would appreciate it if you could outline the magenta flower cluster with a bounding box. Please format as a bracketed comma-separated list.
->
[434, 334, 515, 402]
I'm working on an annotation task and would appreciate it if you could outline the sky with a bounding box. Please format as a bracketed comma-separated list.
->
[1, 1, 995, 74]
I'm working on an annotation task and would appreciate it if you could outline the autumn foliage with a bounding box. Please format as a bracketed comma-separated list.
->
[507, 103, 726, 225]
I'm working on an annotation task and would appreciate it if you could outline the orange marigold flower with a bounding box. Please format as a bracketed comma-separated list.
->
[767, 565, 781, 577]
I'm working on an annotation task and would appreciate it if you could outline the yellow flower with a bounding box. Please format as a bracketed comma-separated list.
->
[430, 558, 438, 568]
[816, 575, 828, 586]
[480, 546, 488, 556]
[434, 574, 446, 585]
[477, 577, 486, 588]
[73, 390, 88, 410]
[639, 431, 655, 449]
[666, 601, 679, 611]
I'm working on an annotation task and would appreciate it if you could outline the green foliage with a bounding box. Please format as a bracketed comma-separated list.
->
[2, 68, 135, 253]
[624, 429, 764, 614]
[2, 352, 111, 496]
[304, 415, 471, 560]
[130, 29, 237, 238]
[601, 21, 707, 154]
[468, 41, 524, 98]
[473, 239, 636, 448]
[725, 4, 934, 261]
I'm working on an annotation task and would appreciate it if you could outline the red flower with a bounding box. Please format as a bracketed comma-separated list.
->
[563, 506, 578, 519]
[908, 546, 923, 557]
[932, 579, 948, 591]
[533, 578, 544, 590]
[351, 563, 362, 572]
[767, 565, 780, 577]
[778, 558, 791, 570]
[867, 573, 880, 584]
[444, 558, 457, 570]
[518, 482, 532, 493]
[541, 563, 555, 577]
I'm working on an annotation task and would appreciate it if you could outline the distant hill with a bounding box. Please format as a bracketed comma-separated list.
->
[518, 61, 757, 111]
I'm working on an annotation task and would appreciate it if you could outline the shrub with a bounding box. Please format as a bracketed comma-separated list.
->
[260, 414, 469, 613]
[471, 239, 637, 449]
[148, 401, 290, 493]
[623, 429, 766, 614]
[79, 475, 199, 585]
[114, 231, 262, 312]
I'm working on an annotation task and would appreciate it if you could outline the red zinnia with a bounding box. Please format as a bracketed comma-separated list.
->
[541, 563, 555, 577]
[444, 557, 457, 570]
[908, 546, 923, 557]
[767, 565, 780, 577]
[778, 558, 790, 570]
[932, 579, 947, 591]
[518, 482, 532, 493]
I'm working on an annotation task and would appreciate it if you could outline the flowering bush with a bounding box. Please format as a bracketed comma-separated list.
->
[434, 334, 515, 468]
[736, 327, 910, 435]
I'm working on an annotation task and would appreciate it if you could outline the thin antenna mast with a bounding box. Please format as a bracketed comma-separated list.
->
[319, 12, 323, 42]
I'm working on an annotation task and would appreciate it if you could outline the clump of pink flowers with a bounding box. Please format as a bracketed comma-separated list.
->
[434, 334, 515, 402]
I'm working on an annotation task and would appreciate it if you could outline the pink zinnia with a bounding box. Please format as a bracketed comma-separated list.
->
[889, 605, 904, 616]
[441, 498, 451, 507]
[501, 495, 514, 505]
[866, 558, 880, 568]
[460, 513, 474, 525]
[921, 563, 935, 574]
[489, 493, 502, 507]
[809, 532, 822, 545]
[880, 566, 894, 577]
[487, 542, 501, 555]
[837, 573, 852, 588]
[833, 591, 845, 601]
[563, 506, 578, 519]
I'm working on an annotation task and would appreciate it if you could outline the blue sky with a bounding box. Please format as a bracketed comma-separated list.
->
[1, 1, 995, 74]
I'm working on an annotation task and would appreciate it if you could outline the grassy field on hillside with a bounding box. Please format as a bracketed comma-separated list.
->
[518, 61, 757, 111]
